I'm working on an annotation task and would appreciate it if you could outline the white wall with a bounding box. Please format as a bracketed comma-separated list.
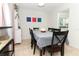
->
[47, 11, 59, 28]
[18, 7, 49, 40]
[68, 4, 79, 48]
[48, 4, 69, 28]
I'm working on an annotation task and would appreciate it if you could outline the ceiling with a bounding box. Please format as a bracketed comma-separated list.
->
[16, 3, 66, 13]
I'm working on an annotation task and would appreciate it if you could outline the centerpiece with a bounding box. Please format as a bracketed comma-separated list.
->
[40, 28, 46, 32]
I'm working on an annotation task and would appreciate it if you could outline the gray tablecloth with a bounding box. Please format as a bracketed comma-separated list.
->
[33, 31, 69, 49]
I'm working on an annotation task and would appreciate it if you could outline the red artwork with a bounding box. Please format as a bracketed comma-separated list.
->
[32, 17, 36, 22]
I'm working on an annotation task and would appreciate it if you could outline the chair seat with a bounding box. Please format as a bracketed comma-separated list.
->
[45, 45, 61, 52]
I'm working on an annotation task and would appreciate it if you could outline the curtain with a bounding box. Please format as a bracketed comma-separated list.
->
[0, 3, 13, 38]
[0, 3, 3, 26]
[3, 3, 13, 38]
[0, 3, 6, 36]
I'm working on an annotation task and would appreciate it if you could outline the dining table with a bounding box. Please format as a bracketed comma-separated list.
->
[33, 30, 69, 55]
[33, 30, 53, 49]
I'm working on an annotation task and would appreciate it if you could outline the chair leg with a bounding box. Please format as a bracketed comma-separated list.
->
[50, 52, 52, 56]
[50, 47, 53, 56]
[31, 40, 33, 49]
[61, 46, 64, 56]
[50, 49, 53, 56]
[43, 47, 45, 55]
[40, 49, 42, 56]
[33, 43, 36, 55]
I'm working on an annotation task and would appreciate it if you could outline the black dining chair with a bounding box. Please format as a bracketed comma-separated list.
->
[48, 28, 61, 32]
[43, 30, 69, 56]
[29, 28, 33, 49]
[33, 28, 39, 30]
[29, 28, 37, 54]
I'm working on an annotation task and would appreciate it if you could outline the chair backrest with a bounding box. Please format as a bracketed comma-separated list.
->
[29, 28, 35, 40]
[29, 28, 32, 34]
[52, 30, 69, 46]
[33, 28, 39, 30]
[48, 28, 61, 32]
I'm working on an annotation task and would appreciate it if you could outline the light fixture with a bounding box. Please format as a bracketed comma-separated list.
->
[38, 3, 45, 7]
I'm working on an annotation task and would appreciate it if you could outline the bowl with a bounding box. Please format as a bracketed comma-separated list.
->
[41, 30, 46, 32]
